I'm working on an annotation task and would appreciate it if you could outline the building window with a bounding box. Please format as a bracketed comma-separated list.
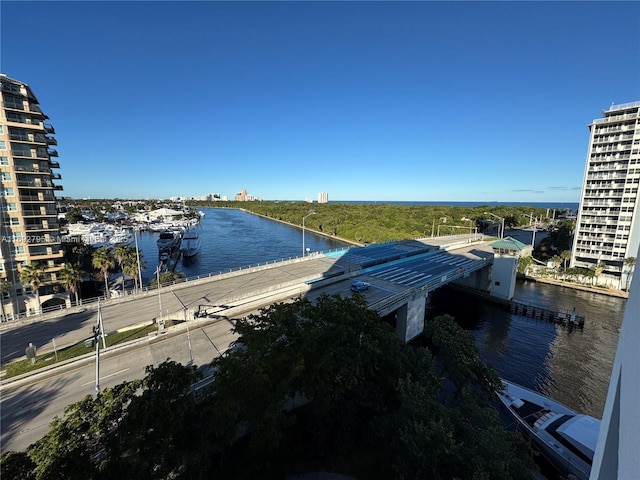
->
[0, 156, 8, 165]
[0, 141, 6, 151]
[11, 144, 31, 157]
[4, 202, 17, 212]
[0, 125, 3, 134]
[12, 245, 24, 255]
[1, 172, 11, 181]
[1, 187, 14, 197]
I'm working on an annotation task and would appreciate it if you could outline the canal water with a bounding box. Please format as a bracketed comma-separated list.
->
[136, 207, 626, 419]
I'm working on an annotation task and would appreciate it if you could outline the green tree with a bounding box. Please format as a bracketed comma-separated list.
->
[122, 248, 145, 291]
[0, 278, 13, 321]
[150, 270, 184, 288]
[560, 250, 572, 275]
[58, 264, 84, 306]
[550, 255, 562, 279]
[65, 208, 83, 224]
[107, 361, 201, 478]
[27, 380, 141, 480]
[624, 256, 636, 291]
[91, 247, 115, 297]
[19, 263, 44, 314]
[517, 256, 534, 275]
[0, 451, 36, 480]
[592, 261, 606, 286]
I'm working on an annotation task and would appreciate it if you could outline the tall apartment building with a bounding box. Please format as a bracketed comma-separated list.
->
[571, 101, 640, 289]
[318, 192, 328, 204]
[0, 74, 67, 318]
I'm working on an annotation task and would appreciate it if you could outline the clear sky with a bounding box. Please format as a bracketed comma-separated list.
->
[2, 1, 639, 202]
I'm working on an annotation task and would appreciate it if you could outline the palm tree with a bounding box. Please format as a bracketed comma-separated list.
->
[123, 248, 145, 291]
[113, 244, 131, 285]
[560, 250, 572, 275]
[0, 278, 12, 321]
[59, 264, 84, 306]
[92, 247, 115, 298]
[19, 263, 44, 314]
[550, 255, 562, 279]
[592, 261, 606, 286]
[624, 256, 636, 291]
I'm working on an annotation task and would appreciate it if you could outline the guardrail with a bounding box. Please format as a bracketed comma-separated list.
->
[0, 247, 352, 328]
[369, 256, 492, 316]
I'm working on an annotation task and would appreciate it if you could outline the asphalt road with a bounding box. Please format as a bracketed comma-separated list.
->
[1, 316, 240, 453]
[1, 254, 345, 365]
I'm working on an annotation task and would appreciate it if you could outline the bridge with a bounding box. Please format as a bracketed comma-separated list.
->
[1, 234, 500, 366]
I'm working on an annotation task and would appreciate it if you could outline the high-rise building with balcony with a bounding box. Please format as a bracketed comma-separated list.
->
[0, 74, 67, 318]
[571, 101, 640, 289]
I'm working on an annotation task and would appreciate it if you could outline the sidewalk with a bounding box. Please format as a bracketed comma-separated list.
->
[519, 275, 629, 299]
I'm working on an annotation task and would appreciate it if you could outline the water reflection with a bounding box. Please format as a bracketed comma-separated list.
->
[427, 280, 626, 418]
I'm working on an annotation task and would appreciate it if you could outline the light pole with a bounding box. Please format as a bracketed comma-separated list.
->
[94, 301, 106, 397]
[155, 264, 164, 330]
[522, 213, 537, 248]
[484, 212, 505, 239]
[461, 217, 474, 240]
[302, 211, 316, 257]
[133, 228, 143, 291]
[172, 291, 193, 365]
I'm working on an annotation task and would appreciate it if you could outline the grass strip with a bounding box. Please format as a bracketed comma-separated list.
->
[1, 323, 165, 380]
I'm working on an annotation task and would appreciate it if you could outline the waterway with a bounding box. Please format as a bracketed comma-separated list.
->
[136, 207, 626, 419]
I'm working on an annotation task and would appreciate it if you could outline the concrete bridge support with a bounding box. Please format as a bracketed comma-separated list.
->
[453, 265, 491, 292]
[395, 291, 427, 343]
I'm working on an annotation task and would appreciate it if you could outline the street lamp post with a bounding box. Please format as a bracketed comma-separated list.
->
[172, 291, 193, 365]
[94, 301, 106, 397]
[302, 211, 316, 257]
[484, 212, 505, 239]
[522, 213, 537, 248]
[133, 228, 143, 292]
[461, 217, 474, 240]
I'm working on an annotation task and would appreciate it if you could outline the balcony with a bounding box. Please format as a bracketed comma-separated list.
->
[9, 133, 31, 142]
[19, 194, 55, 202]
[14, 166, 44, 174]
[44, 124, 55, 134]
[47, 149, 58, 157]
[52, 184, 64, 191]
[16, 180, 53, 188]
[45, 136, 57, 146]
[48, 161, 60, 169]
[32, 134, 48, 144]
[11, 149, 33, 158]
[51, 173, 62, 180]
[2, 100, 25, 111]
[21, 208, 57, 217]
[24, 223, 58, 231]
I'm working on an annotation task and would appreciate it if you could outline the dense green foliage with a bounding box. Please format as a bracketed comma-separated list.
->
[192, 201, 553, 244]
[1, 296, 535, 480]
[534, 219, 575, 262]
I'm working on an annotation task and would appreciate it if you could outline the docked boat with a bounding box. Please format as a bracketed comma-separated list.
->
[108, 228, 134, 247]
[496, 380, 600, 480]
[157, 230, 180, 251]
[180, 229, 201, 258]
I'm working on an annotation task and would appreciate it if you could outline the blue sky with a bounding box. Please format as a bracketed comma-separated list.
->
[2, 1, 639, 202]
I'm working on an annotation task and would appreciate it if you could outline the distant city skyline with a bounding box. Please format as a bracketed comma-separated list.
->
[2, 1, 639, 202]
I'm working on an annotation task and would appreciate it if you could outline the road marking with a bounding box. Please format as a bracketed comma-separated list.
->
[81, 368, 130, 386]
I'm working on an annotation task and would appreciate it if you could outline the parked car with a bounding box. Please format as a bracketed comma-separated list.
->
[350, 280, 371, 292]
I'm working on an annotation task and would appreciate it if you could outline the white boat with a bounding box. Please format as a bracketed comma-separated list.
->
[108, 228, 134, 247]
[157, 230, 180, 251]
[496, 380, 600, 480]
[180, 229, 200, 258]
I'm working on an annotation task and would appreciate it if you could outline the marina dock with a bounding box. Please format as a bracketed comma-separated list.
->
[446, 285, 586, 327]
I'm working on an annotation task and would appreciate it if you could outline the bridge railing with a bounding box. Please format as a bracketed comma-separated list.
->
[0, 247, 354, 329]
[369, 256, 492, 316]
